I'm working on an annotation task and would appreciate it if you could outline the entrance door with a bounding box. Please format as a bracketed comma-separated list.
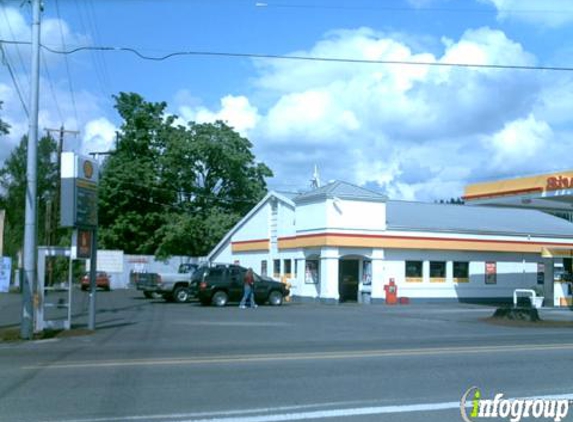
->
[339, 260, 359, 302]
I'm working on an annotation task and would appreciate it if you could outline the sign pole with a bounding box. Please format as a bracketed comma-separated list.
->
[61, 153, 99, 331]
[88, 229, 97, 330]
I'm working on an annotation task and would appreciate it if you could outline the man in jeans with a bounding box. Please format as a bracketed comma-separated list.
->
[239, 268, 257, 309]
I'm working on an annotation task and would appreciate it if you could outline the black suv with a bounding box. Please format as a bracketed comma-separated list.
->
[190, 263, 290, 307]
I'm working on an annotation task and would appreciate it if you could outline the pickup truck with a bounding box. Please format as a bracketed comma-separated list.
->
[132, 263, 199, 303]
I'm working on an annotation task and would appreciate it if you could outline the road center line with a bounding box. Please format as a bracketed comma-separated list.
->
[22, 342, 573, 370]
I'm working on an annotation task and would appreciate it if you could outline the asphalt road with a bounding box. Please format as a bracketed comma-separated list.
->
[1, 289, 573, 422]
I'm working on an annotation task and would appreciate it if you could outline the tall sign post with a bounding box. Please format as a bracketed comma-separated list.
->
[60, 152, 99, 330]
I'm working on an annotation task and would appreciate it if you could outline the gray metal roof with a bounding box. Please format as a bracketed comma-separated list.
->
[274, 191, 298, 201]
[294, 181, 387, 203]
[386, 200, 573, 237]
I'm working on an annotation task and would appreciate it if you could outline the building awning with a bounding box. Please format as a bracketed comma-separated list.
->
[541, 247, 573, 258]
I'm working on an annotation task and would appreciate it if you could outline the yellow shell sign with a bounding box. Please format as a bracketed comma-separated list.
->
[83, 160, 94, 180]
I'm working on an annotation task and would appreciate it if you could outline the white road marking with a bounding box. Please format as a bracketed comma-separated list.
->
[35, 394, 573, 422]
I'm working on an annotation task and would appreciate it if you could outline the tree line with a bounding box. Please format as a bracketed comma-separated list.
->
[0, 93, 273, 261]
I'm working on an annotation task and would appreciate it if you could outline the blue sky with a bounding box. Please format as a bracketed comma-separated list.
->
[2, 0, 573, 200]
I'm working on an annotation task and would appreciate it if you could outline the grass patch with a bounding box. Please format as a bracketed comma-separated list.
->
[484, 317, 573, 328]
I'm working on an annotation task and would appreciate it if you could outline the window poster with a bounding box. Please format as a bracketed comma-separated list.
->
[485, 261, 497, 285]
[305, 260, 319, 284]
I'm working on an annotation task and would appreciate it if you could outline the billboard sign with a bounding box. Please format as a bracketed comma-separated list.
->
[60, 152, 99, 229]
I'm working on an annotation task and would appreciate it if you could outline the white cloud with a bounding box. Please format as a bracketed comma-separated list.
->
[484, 114, 552, 170]
[479, 0, 573, 28]
[0, 7, 110, 163]
[173, 26, 564, 200]
[82, 118, 117, 156]
[178, 95, 260, 136]
[0, 6, 89, 65]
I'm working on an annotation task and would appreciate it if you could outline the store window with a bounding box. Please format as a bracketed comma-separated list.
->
[430, 261, 446, 282]
[405, 261, 423, 282]
[362, 260, 372, 286]
[273, 259, 280, 278]
[260, 260, 267, 277]
[305, 260, 319, 284]
[453, 262, 469, 283]
[283, 259, 292, 278]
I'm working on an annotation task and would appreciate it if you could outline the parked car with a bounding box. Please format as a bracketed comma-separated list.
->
[190, 263, 289, 307]
[132, 263, 199, 302]
[80, 271, 111, 291]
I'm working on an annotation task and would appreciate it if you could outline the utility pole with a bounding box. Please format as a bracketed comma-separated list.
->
[21, 0, 42, 340]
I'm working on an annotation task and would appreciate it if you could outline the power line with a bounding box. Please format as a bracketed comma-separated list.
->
[0, 42, 29, 117]
[41, 50, 64, 124]
[254, 2, 573, 15]
[73, 0, 111, 100]
[3, 38, 573, 73]
[54, 0, 79, 130]
[85, 0, 113, 94]
[0, 40, 569, 72]
[1, 3, 29, 100]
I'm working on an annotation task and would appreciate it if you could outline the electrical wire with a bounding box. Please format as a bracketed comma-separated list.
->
[24, 41, 573, 72]
[0, 4, 29, 100]
[54, 0, 79, 129]
[254, 2, 573, 15]
[0, 42, 29, 117]
[41, 49, 64, 124]
[74, 0, 111, 100]
[2, 39, 573, 72]
[86, 0, 113, 93]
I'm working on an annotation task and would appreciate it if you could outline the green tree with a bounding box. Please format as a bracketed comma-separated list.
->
[0, 135, 58, 259]
[0, 101, 9, 136]
[155, 120, 272, 257]
[98, 93, 273, 257]
[98, 93, 176, 254]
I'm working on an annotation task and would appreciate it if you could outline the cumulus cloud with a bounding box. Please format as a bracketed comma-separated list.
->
[0, 6, 89, 66]
[178, 95, 260, 136]
[0, 7, 111, 163]
[82, 117, 117, 156]
[161, 18, 573, 202]
[484, 114, 552, 170]
[171, 25, 564, 200]
[479, 0, 573, 28]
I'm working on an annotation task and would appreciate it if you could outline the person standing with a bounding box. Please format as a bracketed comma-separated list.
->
[239, 268, 257, 309]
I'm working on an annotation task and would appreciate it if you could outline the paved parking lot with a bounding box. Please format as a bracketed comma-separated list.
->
[1, 289, 573, 422]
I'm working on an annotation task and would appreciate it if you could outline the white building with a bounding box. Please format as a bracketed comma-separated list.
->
[208, 181, 573, 305]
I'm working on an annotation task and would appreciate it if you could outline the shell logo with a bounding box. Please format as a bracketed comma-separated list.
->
[83, 160, 94, 180]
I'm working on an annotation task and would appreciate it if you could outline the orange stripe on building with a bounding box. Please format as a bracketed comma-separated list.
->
[231, 239, 270, 252]
[277, 232, 573, 254]
[463, 170, 573, 201]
